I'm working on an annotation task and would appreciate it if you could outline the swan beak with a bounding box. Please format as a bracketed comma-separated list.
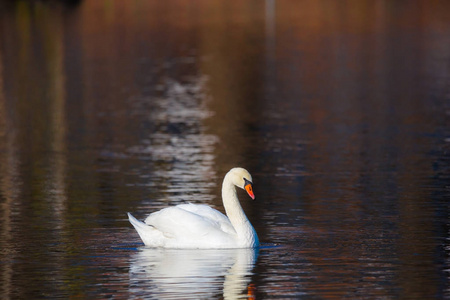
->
[245, 183, 255, 200]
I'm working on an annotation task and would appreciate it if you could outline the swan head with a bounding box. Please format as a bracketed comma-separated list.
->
[227, 167, 255, 200]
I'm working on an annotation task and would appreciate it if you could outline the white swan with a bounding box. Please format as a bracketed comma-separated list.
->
[127, 167, 259, 249]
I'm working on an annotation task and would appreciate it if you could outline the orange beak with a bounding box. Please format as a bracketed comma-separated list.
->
[245, 183, 255, 200]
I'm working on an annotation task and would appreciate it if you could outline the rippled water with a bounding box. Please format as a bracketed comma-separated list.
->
[1, 1, 449, 299]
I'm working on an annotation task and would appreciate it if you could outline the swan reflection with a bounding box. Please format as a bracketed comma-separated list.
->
[129, 247, 258, 299]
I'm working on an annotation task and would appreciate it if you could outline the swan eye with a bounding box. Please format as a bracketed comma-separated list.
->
[243, 178, 252, 187]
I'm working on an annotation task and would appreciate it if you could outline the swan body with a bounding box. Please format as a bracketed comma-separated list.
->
[128, 167, 259, 249]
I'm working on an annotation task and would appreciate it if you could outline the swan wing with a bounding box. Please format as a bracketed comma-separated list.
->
[144, 204, 237, 240]
[176, 203, 235, 233]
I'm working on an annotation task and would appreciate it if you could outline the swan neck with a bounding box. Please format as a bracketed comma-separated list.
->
[221, 170, 259, 247]
[221, 177, 250, 231]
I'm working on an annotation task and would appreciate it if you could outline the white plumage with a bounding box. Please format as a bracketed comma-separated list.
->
[128, 167, 259, 249]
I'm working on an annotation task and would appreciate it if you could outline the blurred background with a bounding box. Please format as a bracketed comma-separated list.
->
[0, 0, 449, 298]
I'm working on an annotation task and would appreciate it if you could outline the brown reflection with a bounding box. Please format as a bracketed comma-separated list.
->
[0, 32, 20, 300]
[0, 0, 448, 298]
[197, 2, 266, 227]
[200, 2, 265, 168]
[0, 1, 69, 297]
[268, 0, 449, 298]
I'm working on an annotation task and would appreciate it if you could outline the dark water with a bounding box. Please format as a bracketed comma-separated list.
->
[1, 0, 449, 298]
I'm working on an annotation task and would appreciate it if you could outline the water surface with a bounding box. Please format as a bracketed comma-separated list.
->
[0, 0, 449, 299]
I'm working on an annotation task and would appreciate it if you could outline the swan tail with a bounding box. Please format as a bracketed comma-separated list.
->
[127, 212, 157, 246]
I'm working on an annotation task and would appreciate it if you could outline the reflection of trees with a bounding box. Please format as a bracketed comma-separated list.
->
[0, 0, 448, 298]
[262, 1, 450, 298]
[0, 2, 68, 297]
[199, 2, 265, 172]
[1, 1, 262, 296]
[0, 32, 19, 300]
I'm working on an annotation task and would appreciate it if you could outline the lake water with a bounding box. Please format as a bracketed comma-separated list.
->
[1, 0, 449, 299]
